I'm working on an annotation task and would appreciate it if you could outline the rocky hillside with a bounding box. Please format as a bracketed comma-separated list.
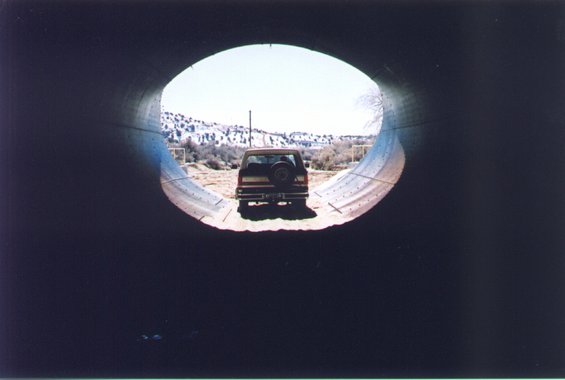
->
[161, 111, 372, 149]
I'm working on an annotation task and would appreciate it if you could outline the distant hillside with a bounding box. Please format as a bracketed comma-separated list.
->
[161, 111, 373, 149]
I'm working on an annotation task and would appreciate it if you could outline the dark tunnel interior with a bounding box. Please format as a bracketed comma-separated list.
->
[2, 0, 565, 377]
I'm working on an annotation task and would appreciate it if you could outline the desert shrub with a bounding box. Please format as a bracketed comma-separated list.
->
[216, 144, 246, 166]
[311, 146, 337, 170]
[176, 140, 246, 169]
[299, 147, 315, 162]
[205, 157, 223, 170]
[180, 139, 200, 162]
[199, 140, 219, 158]
[310, 138, 374, 170]
[172, 132, 373, 171]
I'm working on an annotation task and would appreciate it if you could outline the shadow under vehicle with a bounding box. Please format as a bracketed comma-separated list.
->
[238, 202, 317, 221]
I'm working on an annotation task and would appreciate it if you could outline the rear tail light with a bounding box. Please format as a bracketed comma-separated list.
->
[295, 174, 308, 186]
[237, 173, 243, 186]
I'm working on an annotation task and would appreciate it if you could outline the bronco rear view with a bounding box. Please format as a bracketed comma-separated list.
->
[236, 148, 309, 211]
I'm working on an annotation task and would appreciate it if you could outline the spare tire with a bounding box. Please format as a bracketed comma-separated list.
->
[269, 161, 296, 188]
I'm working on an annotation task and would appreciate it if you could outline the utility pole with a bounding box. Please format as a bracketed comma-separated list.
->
[248, 110, 252, 147]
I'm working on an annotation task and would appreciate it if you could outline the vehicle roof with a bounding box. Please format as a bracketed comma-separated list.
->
[243, 148, 301, 155]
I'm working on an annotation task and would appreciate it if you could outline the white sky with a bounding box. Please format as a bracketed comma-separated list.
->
[162, 44, 380, 136]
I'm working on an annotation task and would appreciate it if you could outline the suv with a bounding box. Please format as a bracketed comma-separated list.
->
[236, 148, 309, 210]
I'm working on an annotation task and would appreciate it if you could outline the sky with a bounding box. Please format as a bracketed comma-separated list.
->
[162, 44, 381, 136]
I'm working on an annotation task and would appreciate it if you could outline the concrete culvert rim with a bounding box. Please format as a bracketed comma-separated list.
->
[159, 44, 405, 232]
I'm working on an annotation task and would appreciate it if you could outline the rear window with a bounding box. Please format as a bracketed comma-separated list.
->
[245, 153, 297, 168]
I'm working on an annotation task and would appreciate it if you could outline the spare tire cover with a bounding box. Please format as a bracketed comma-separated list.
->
[269, 161, 296, 188]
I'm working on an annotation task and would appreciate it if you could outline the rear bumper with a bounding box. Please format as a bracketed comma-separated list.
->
[235, 186, 308, 202]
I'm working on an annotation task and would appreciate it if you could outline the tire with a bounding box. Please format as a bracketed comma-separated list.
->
[238, 200, 249, 211]
[292, 199, 307, 209]
[269, 161, 295, 188]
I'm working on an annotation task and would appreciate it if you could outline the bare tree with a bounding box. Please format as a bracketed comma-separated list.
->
[357, 86, 384, 134]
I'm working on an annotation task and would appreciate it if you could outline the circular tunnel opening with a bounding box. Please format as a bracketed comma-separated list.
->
[159, 44, 405, 232]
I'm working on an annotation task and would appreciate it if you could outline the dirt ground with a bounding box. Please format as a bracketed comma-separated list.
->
[166, 163, 355, 231]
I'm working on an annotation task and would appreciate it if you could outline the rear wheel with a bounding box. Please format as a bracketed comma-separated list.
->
[238, 200, 249, 211]
[292, 199, 307, 209]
